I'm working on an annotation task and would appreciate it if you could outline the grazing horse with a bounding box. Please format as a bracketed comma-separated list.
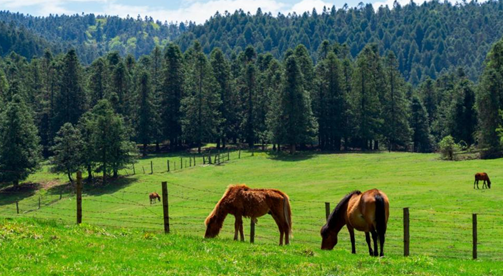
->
[205, 184, 292, 245]
[320, 189, 389, 257]
[474, 172, 491, 189]
[149, 192, 161, 204]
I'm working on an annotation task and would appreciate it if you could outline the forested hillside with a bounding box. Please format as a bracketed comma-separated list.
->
[177, 0, 503, 84]
[0, 12, 183, 64]
[0, 20, 56, 59]
[2, 1, 503, 82]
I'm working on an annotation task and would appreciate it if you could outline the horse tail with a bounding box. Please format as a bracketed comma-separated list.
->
[375, 194, 386, 237]
[283, 195, 292, 236]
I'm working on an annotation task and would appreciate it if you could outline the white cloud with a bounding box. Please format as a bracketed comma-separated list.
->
[103, 0, 288, 24]
[289, 0, 336, 15]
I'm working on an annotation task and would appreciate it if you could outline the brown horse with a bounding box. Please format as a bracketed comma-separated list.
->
[205, 184, 292, 245]
[474, 172, 491, 189]
[149, 192, 161, 204]
[321, 189, 389, 257]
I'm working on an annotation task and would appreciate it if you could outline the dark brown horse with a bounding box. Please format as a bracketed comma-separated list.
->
[474, 172, 491, 189]
[205, 184, 292, 245]
[149, 192, 161, 204]
[321, 189, 389, 256]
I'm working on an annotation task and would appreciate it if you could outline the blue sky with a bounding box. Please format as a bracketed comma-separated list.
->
[0, 0, 422, 24]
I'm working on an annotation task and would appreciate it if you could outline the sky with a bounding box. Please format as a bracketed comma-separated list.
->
[0, 0, 435, 24]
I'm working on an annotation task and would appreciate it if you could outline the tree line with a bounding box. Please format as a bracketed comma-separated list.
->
[2, 1, 503, 84]
[1, 37, 503, 187]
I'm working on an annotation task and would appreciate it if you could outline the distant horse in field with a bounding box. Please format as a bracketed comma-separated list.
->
[474, 172, 491, 189]
[149, 192, 161, 204]
[321, 189, 389, 257]
[205, 184, 292, 245]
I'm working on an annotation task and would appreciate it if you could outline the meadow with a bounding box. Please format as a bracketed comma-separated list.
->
[1, 150, 503, 275]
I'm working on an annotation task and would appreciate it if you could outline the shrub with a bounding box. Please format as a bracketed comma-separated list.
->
[438, 135, 460, 160]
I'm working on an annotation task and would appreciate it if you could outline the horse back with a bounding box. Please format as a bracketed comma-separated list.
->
[475, 172, 489, 180]
[347, 189, 389, 231]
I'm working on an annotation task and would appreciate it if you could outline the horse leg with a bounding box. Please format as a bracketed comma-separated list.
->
[239, 220, 244, 241]
[234, 215, 242, 241]
[483, 180, 487, 189]
[270, 212, 285, 245]
[379, 230, 385, 257]
[348, 227, 356, 254]
[370, 229, 378, 257]
[365, 232, 373, 256]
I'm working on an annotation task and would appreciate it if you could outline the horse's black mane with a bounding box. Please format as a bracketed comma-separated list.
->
[322, 190, 362, 234]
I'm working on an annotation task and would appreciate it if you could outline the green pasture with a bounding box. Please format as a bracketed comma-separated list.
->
[1, 151, 503, 275]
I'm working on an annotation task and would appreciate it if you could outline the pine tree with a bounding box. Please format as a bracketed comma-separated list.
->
[476, 38, 503, 158]
[476, 69, 502, 158]
[315, 52, 345, 150]
[50, 123, 84, 183]
[382, 51, 411, 150]
[350, 44, 383, 150]
[274, 56, 317, 153]
[135, 70, 156, 156]
[449, 79, 477, 146]
[52, 49, 86, 137]
[88, 57, 107, 107]
[161, 43, 185, 148]
[410, 95, 433, 152]
[87, 100, 135, 182]
[210, 48, 235, 148]
[182, 42, 222, 153]
[0, 94, 41, 187]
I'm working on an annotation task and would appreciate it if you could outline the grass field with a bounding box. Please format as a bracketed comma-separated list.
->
[1, 150, 503, 275]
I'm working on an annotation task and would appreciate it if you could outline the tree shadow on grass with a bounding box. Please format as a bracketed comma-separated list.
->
[0, 183, 39, 206]
[82, 176, 139, 196]
[267, 151, 316, 162]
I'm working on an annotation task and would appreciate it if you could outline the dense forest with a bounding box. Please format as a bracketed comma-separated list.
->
[0, 12, 183, 64]
[2, 1, 503, 186]
[2, 0, 503, 82]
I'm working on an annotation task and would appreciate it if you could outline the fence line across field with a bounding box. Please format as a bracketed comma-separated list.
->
[1, 175, 502, 260]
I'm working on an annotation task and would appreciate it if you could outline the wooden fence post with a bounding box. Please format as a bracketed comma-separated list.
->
[203, 156, 206, 165]
[38, 196, 41, 209]
[250, 219, 255, 243]
[180, 158, 183, 169]
[151, 161, 153, 174]
[162, 181, 170, 234]
[185, 160, 187, 168]
[190, 157, 192, 167]
[167, 160, 170, 172]
[142, 166, 146, 174]
[238, 148, 241, 159]
[325, 202, 330, 221]
[76, 171, 82, 225]
[473, 213, 477, 260]
[209, 153, 212, 164]
[132, 163, 136, 175]
[404, 207, 410, 257]
[194, 156, 196, 166]
[16, 202, 19, 214]
[60, 190, 62, 200]
[228, 150, 230, 161]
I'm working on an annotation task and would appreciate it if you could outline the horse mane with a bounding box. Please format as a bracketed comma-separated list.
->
[205, 184, 249, 225]
[323, 190, 362, 233]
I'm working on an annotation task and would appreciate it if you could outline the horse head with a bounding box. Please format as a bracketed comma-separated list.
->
[320, 225, 338, 250]
[204, 214, 222, 238]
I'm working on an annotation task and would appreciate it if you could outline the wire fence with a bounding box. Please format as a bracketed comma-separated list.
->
[1, 149, 502, 261]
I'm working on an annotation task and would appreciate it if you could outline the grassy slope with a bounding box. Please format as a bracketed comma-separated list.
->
[1, 218, 502, 276]
[1, 151, 503, 275]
